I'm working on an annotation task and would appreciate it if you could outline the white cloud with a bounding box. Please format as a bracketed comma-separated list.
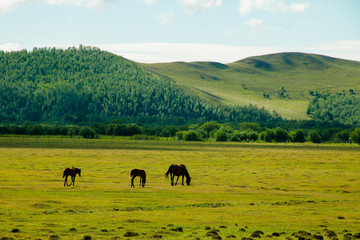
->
[142, 0, 155, 5]
[247, 17, 262, 29]
[96, 41, 360, 63]
[98, 43, 282, 63]
[156, 12, 174, 25]
[239, 0, 309, 15]
[179, 0, 222, 13]
[0, 42, 21, 51]
[289, 3, 309, 12]
[0, 0, 24, 14]
[43, 0, 114, 10]
[0, 0, 114, 13]
[3, 41, 360, 64]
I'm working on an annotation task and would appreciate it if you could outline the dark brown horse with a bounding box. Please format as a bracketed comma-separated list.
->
[130, 169, 146, 188]
[63, 167, 81, 187]
[165, 164, 191, 186]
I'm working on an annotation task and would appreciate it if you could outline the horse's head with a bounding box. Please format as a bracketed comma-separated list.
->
[77, 168, 81, 177]
[186, 177, 191, 186]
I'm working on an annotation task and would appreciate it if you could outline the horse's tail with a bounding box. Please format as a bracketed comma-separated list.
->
[165, 165, 173, 178]
[62, 168, 67, 178]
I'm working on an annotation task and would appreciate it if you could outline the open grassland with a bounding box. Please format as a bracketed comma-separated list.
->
[0, 137, 360, 239]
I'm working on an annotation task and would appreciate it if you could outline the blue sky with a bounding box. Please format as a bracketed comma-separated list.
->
[1, 0, 359, 63]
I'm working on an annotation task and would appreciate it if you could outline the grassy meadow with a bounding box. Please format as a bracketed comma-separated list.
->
[1, 137, 360, 239]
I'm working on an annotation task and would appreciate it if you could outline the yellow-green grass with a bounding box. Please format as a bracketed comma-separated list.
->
[1, 137, 360, 239]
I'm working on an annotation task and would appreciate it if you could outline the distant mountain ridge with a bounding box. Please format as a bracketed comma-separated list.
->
[144, 52, 360, 120]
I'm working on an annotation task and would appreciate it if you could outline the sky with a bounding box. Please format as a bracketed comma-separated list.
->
[0, 0, 360, 63]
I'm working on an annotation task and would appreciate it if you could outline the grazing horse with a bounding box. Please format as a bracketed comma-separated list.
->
[63, 167, 81, 187]
[130, 169, 146, 188]
[165, 164, 191, 186]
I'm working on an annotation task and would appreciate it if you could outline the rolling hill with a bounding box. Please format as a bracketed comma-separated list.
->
[144, 52, 360, 120]
[0, 46, 280, 125]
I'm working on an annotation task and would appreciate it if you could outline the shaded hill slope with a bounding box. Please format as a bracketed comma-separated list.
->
[144, 52, 360, 120]
[0, 46, 280, 124]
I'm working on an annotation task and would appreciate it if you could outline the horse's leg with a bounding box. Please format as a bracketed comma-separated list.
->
[181, 175, 184, 185]
[139, 176, 142, 187]
[131, 176, 135, 187]
[171, 174, 174, 186]
[72, 176, 76, 186]
[175, 176, 180, 185]
[64, 176, 67, 187]
[68, 176, 74, 186]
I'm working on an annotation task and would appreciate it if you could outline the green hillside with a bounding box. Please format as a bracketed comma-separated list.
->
[144, 52, 360, 120]
[0, 46, 280, 125]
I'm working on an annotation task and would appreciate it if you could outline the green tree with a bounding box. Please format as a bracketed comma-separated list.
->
[183, 130, 202, 141]
[214, 129, 228, 142]
[247, 130, 259, 142]
[200, 121, 220, 137]
[290, 129, 306, 143]
[350, 128, 360, 144]
[79, 126, 96, 139]
[274, 127, 289, 142]
[308, 130, 322, 143]
[335, 129, 351, 143]
[259, 129, 274, 142]
[67, 128, 75, 138]
[26, 124, 44, 135]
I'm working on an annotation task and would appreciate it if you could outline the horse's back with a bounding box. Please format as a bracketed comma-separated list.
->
[130, 168, 145, 177]
[63, 167, 80, 177]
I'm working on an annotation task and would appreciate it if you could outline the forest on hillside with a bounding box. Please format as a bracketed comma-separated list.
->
[0, 46, 281, 125]
[307, 91, 360, 126]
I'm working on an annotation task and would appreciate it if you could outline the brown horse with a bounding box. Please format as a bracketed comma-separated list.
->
[165, 164, 191, 186]
[130, 169, 146, 188]
[63, 167, 81, 187]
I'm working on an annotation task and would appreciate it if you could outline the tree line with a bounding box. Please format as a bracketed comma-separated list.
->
[0, 46, 280, 125]
[1, 121, 360, 144]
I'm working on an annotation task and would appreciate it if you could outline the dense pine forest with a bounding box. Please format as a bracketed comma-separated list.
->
[0, 46, 281, 125]
[307, 91, 360, 125]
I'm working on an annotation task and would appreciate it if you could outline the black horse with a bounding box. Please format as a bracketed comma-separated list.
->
[165, 164, 191, 186]
[63, 167, 81, 187]
[130, 169, 146, 188]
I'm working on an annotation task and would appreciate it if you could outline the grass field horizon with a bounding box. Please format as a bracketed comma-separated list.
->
[1, 138, 359, 239]
[144, 52, 360, 120]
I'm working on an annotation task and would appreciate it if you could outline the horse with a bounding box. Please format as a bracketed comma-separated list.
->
[63, 167, 81, 187]
[130, 169, 146, 188]
[165, 164, 191, 186]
